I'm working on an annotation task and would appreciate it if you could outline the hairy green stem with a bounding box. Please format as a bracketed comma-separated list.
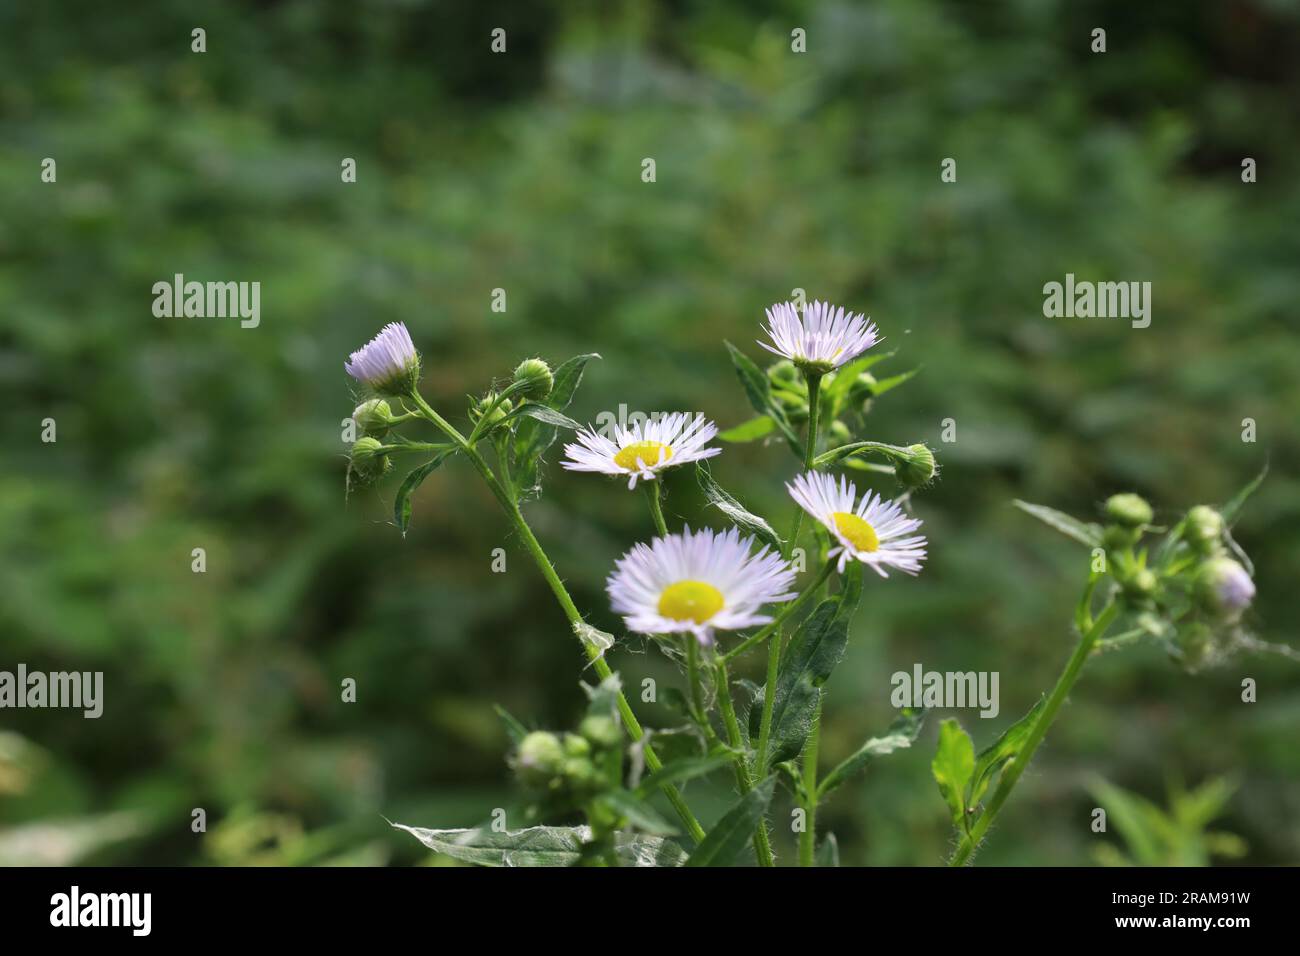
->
[714, 656, 774, 866]
[949, 601, 1121, 866]
[409, 389, 706, 845]
[645, 480, 669, 537]
[799, 695, 823, 867]
[750, 624, 782, 861]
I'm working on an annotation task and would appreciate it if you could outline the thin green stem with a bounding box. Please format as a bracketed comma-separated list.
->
[409, 389, 706, 845]
[645, 480, 669, 537]
[686, 635, 706, 723]
[714, 656, 774, 867]
[721, 559, 835, 663]
[783, 370, 824, 560]
[798, 695, 823, 867]
[750, 624, 782, 863]
[949, 600, 1121, 866]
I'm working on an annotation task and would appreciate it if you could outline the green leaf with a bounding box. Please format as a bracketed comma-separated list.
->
[815, 832, 840, 867]
[599, 791, 679, 837]
[548, 353, 600, 411]
[392, 822, 686, 867]
[766, 600, 850, 764]
[818, 708, 927, 798]
[932, 719, 976, 828]
[1012, 499, 1104, 548]
[823, 350, 897, 406]
[686, 776, 776, 867]
[393, 449, 457, 537]
[969, 698, 1045, 808]
[1219, 464, 1267, 523]
[634, 754, 733, 799]
[696, 462, 782, 553]
[867, 368, 919, 397]
[493, 704, 529, 746]
[724, 341, 800, 453]
[719, 415, 775, 443]
[506, 401, 581, 431]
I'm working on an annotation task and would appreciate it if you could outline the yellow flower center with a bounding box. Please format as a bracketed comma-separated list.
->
[614, 440, 673, 471]
[658, 580, 724, 624]
[832, 512, 879, 552]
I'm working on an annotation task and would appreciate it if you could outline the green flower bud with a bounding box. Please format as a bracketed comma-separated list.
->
[352, 398, 395, 437]
[1174, 620, 1215, 671]
[563, 733, 591, 757]
[828, 420, 852, 444]
[895, 443, 937, 490]
[1184, 505, 1224, 553]
[775, 389, 808, 422]
[847, 372, 877, 406]
[1105, 493, 1153, 528]
[1121, 567, 1158, 602]
[1196, 557, 1255, 618]
[767, 359, 799, 385]
[470, 392, 513, 430]
[515, 731, 566, 788]
[578, 715, 621, 750]
[350, 436, 384, 463]
[562, 756, 598, 790]
[513, 358, 554, 401]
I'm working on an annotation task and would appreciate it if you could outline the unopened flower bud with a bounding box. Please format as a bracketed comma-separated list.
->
[515, 731, 566, 788]
[350, 436, 384, 463]
[1196, 557, 1255, 618]
[1121, 567, 1158, 602]
[562, 756, 598, 790]
[828, 420, 852, 444]
[848, 372, 877, 406]
[895, 443, 937, 490]
[352, 398, 394, 437]
[1184, 505, 1224, 553]
[470, 392, 513, 430]
[563, 733, 591, 757]
[767, 359, 799, 385]
[1105, 493, 1153, 528]
[579, 715, 621, 750]
[513, 358, 554, 401]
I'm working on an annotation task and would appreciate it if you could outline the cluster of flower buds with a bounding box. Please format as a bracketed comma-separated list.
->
[513, 714, 624, 801]
[1097, 492, 1255, 670]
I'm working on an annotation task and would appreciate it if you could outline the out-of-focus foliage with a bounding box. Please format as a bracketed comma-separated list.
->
[1, 0, 1298, 865]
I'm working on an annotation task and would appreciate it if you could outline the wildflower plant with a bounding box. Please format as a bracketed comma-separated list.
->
[340, 307, 1268, 867]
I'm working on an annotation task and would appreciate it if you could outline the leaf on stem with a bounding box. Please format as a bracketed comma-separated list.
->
[969, 697, 1045, 808]
[932, 718, 976, 829]
[392, 822, 686, 867]
[633, 754, 733, 799]
[1219, 463, 1267, 523]
[493, 704, 530, 746]
[1012, 499, 1104, 548]
[719, 415, 776, 443]
[598, 791, 679, 837]
[765, 599, 850, 765]
[815, 832, 840, 867]
[393, 448, 458, 537]
[724, 341, 801, 454]
[817, 708, 927, 798]
[685, 775, 776, 867]
[695, 461, 782, 553]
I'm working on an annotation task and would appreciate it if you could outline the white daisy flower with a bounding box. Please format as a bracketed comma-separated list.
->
[758, 300, 880, 372]
[562, 412, 721, 490]
[607, 526, 798, 645]
[345, 321, 421, 395]
[787, 471, 927, 576]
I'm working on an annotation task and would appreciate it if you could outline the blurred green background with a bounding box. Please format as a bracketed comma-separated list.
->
[2, 0, 1298, 866]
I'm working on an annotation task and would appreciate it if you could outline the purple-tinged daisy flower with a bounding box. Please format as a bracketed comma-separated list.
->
[606, 526, 798, 645]
[562, 412, 721, 490]
[787, 471, 927, 576]
[759, 300, 880, 372]
[345, 322, 421, 395]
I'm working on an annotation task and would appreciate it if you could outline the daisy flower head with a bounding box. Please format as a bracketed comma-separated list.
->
[562, 412, 721, 490]
[759, 299, 880, 373]
[607, 526, 798, 645]
[345, 322, 421, 396]
[787, 471, 927, 576]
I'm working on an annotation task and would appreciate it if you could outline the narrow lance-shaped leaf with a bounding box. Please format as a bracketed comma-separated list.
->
[815, 833, 840, 867]
[394, 448, 458, 537]
[598, 790, 679, 837]
[766, 599, 850, 765]
[724, 341, 801, 454]
[1012, 499, 1104, 548]
[634, 754, 733, 800]
[505, 401, 582, 431]
[718, 415, 775, 443]
[818, 708, 927, 798]
[1219, 463, 1267, 523]
[686, 775, 776, 867]
[493, 704, 530, 746]
[932, 719, 975, 829]
[696, 461, 782, 554]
